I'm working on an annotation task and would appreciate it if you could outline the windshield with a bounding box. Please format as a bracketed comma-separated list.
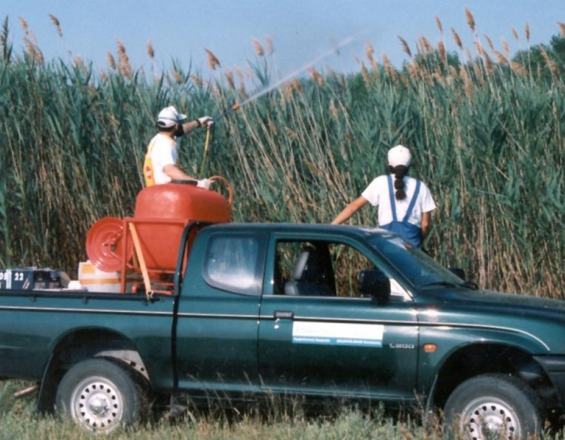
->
[368, 234, 465, 288]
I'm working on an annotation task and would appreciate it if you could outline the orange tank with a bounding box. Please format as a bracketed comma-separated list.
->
[131, 183, 231, 271]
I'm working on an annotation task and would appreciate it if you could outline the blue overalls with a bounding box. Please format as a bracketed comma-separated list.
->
[381, 175, 423, 247]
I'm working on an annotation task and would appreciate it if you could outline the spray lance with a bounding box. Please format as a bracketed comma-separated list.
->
[198, 101, 240, 176]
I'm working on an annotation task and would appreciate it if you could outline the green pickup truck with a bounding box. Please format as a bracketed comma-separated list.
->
[0, 222, 563, 438]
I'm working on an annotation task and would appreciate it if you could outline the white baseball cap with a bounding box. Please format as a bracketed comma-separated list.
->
[387, 145, 412, 167]
[157, 106, 187, 128]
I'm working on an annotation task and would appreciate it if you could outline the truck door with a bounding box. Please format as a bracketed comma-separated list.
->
[174, 230, 266, 394]
[258, 234, 419, 400]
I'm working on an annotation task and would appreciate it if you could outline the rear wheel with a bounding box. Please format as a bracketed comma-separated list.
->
[444, 373, 543, 440]
[56, 358, 147, 433]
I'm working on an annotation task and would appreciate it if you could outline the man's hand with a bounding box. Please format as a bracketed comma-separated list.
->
[197, 178, 212, 189]
[198, 116, 214, 128]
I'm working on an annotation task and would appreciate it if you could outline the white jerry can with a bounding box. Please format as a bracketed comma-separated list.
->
[78, 261, 121, 293]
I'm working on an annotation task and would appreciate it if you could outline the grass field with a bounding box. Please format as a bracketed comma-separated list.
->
[1, 381, 563, 439]
[4, 380, 565, 439]
[0, 381, 428, 439]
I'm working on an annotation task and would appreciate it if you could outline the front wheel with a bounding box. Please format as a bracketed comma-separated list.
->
[444, 373, 543, 440]
[55, 358, 147, 433]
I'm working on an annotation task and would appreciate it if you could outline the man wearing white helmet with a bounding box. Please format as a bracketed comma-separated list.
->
[143, 106, 214, 187]
[332, 145, 436, 248]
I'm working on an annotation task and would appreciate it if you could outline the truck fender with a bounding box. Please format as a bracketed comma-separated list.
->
[38, 327, 150, 412]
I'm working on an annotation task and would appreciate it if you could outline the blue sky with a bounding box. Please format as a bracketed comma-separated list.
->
[2, 0, 564, 82]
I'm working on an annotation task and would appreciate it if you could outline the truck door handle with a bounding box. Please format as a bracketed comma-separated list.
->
[274, 311, 294, 320]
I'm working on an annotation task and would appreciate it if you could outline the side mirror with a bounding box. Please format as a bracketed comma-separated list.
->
[358, 268, 391, 304]
[449, 267, 466, 280]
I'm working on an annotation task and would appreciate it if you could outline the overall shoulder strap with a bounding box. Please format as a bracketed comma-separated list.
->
[403, 179, 421, 222]
[386, 174, 398, 222]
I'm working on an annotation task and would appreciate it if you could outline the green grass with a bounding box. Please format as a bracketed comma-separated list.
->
[0, 381, 429, 440]
[1, 380, 564, 439]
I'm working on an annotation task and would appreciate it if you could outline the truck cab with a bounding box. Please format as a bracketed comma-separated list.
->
[177, 223, 418, 401]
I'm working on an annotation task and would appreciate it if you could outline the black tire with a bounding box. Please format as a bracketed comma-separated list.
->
[444, 373, 543, 440]
[55, 358, 147, 433]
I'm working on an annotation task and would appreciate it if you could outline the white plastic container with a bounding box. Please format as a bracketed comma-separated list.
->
[78, 261, 121, 293]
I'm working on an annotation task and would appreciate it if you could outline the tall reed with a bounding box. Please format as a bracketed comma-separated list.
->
[0, 17, 562, 297]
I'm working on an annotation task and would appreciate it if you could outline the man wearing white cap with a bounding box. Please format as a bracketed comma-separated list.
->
[143, 106, 214, 187]
[332, 145, 436, 248]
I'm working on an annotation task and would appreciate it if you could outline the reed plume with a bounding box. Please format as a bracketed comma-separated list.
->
[309, 67, 324, 86]
[190, 74, 203, 88]
[465, 8, 476, 33]
[106, 52, 117, 70]
[438, 41, 447, 65]
[502, 40, 510, 57]
[225, 70, 236, 89]
[146, 40, 155, 60]
[493, 50, 508, 65]
[0, 17, 11, 62]
[116, 40, 132, 78]
[474, 41, 485, 58]
[540, 48, 558, 77]
[417, 36, 433, 54]
[359, 62, 370, 85]
[48, 14, 63, 38]
[18, 17, 29, 33]
[510, 60, 526, 76]
[252, 38, 264, 57]
[382, 53, 397, 80]
[483, 34, 495, 51]
[398, 36, 412, 57]
[365, 42, 375, 64]
[459, 65, 473, 97]
[205, 48, 221, 70]
[73, 56, 85, 70]
[435, 16, 444, 34]
[451, 28, 463, 49]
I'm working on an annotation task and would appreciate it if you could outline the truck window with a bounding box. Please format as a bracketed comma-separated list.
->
[204, 235, 261, 295]
[273, 240, 379, 298]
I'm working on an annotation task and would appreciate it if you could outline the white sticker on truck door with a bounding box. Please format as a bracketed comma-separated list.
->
[292, 321, 384, 347]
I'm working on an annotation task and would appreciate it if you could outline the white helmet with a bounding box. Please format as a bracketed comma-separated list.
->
[387, 144, 412, 167]
[157, 106, 187, 128]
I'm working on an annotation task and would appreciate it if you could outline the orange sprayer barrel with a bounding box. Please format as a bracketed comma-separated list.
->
[86, 182, 232, 275]
[132, 183, 231, 271]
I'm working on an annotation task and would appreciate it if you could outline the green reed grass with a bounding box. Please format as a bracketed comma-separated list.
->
[0, 20, 563, 297]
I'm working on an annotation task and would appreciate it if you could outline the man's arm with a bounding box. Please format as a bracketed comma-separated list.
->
[180, 116, 213, 134]
[163, 164, 197, 181]
[179, 119, 201, 134]
[331, 197, 368, 224]
[421, 211, 432, 239]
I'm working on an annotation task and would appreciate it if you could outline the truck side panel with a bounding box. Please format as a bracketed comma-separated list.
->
[0, 292, 175, 390]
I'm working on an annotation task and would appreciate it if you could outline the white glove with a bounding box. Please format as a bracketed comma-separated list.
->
[197, 178, 212, 189]
[198, 116, 214, 127]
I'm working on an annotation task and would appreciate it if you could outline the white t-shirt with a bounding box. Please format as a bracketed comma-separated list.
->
[147, 133, 179, 185]
[361, 175, 436, 226]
